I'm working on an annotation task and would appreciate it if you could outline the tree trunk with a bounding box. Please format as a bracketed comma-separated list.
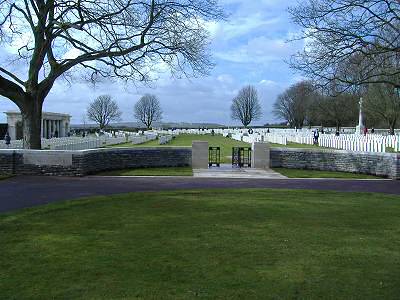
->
[20, 97, 43, 149]
[389, 119, 396, 135]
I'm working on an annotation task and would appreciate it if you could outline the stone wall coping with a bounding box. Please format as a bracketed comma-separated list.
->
[270, 147, 398, 158]
[0, 146, 395, 157]
[0, 146, 192, 156]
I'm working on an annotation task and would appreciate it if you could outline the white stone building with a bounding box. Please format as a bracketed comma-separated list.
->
[5, 111, 71, 140]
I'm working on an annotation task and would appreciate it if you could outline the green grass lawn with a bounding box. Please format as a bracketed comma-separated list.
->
[110, 134, 250, 163]
[1, 189, 400, 299]
[96, 166, 193, 176]
[386, 147, 399, 153]
[269, 142, 327, 149]
[0, 175, 14, 180]
[273, 168, 384, 179]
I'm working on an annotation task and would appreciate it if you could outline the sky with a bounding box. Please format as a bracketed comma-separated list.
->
[0, 0, 303, 125]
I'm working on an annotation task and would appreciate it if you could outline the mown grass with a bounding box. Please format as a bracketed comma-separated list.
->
[269, 142, 327, 149]
[96, 166, 193, 176]
[273, 168, 383, 179]
[1, 189, 400, 299]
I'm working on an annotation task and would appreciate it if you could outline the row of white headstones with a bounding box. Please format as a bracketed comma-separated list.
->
[0, 132, 158, 150]
[155, 128, 400, 153]
[1, 127, 398, 153]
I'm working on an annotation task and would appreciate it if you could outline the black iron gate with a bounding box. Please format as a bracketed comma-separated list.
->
[232, 147, 252, 168]
[208, 146, 221, 167]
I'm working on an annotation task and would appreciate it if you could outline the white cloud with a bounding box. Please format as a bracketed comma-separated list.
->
[0, 0, 302, 126]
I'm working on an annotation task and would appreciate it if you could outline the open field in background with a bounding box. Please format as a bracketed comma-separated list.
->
[273, 168, 383, 179]
[109, 134, 250, 163]
[1, 189, 399, 299]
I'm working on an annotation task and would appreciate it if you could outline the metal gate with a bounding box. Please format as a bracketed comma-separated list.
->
[208, 146, 221, 167]
[232, 147, 252, 168]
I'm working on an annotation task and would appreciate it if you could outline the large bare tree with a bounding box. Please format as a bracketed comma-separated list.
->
[134, 94, 162, 129]
[87, 95, 122, 129]
[230, 85, 262, 128]
[0, 0, 224, 148]
[288, 0, 400, 89]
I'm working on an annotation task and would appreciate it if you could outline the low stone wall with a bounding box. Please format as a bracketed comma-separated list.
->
[1, 146, 399, 179]
[0, 147, 192, 176]
[270, 148, 400, 179]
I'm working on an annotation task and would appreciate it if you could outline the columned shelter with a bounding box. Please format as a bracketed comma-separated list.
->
[4, 111, 71, 140]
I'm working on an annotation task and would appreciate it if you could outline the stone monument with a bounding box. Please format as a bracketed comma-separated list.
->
[4, 111, 71, 140]
[355, 97, 364, 135]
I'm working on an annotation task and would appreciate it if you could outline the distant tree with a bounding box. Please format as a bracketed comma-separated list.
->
[364, 82, 400, 135]
[231, 86, 262, 127]
[273, 81, 316, 128]
[87, 95, 122, 129]
[134, 94, 163, 129]
[313, 93, 358, 132]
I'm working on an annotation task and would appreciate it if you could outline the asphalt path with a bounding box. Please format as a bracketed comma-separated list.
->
[0, 176, 399, 213]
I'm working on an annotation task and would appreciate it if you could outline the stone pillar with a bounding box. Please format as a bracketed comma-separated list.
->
[51, 120, 54, 137]
[60, 120, 66, 137]
[192, 141, 209, 169]
[46, 120, 50, 139]
[56, 120, 60, 137]
[7, 118, 17, 140]
[251, 142, 270, 169]
[41, 119, 44, 138]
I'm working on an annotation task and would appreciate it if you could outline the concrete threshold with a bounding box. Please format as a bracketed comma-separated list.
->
[193, 164, 287, 179]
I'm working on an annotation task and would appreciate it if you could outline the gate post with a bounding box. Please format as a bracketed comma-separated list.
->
[251, 142, 270, 169]
[192, 141, 209, 169]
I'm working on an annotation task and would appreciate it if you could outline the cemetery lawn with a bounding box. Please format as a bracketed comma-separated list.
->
[269, 142, 327, 149]
[111, 134, 250, 163]
[273, 168, 383, 179]
[96, 166, 193, 176]
[1, 189, 400, 299]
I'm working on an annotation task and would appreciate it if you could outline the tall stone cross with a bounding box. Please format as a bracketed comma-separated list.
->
[355, 97, 364, 134]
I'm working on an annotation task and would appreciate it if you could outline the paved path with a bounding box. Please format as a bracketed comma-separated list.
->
[1, 176, 399, 213]
[193, 165, 287, 179]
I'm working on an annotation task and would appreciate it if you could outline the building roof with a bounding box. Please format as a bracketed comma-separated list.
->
[4, 111, 71, 118]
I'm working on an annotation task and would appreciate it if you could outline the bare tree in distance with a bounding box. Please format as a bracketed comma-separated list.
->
[273, 81, 316, 128]
[364, 82, 400, 135]
[231, 86, 262, 128]
[134, 94, 162, 129]
[87, 95, 122, 130]
[0, 0, 225, 149]
[288, 0, 400, 90]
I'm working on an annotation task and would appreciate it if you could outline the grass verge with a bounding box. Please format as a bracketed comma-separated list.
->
[96, 166, 193, 176]
[1, 189, 399, 299]
[273, 168, 383, 179]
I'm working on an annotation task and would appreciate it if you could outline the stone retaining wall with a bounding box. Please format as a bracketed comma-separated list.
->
[0, 146, 399, 179]
[270, 148, 400, 179]
[0, 147, 192, 176]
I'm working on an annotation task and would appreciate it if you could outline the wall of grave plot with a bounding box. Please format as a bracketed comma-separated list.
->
[0, 147, 192, 176]
[270, 148, 400, 179]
